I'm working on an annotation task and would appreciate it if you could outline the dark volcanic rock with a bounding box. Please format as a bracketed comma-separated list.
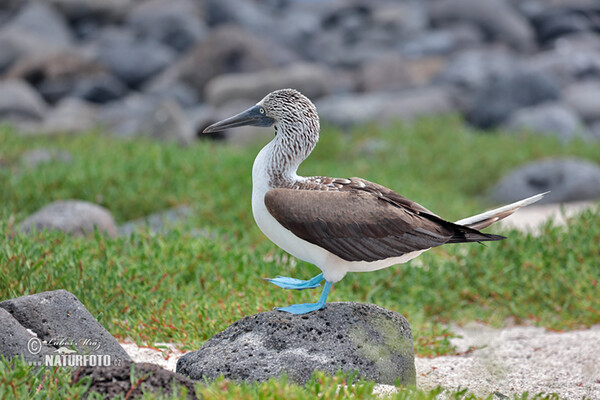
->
[126, 0, 207, 52]
[73, 362, 198, 400]
[153, 25, 296, 96]
[531, 6, 600, 45]
[0, 290, 130, 364]
[5, 51, 106, 104]
[430, 0, 535, 51]
[177, 302, 415, 385]
[72, 73, 128, 104]
[467, 70, 561, 129]
[490, 158, 600, 204]
[19, 200, 118, 237]
[0, 307, 55, 364]
[94, 29, 176, 88]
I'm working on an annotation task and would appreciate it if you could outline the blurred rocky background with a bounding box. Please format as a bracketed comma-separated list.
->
[1, 0, 599, 142]
[2, 0, 600, 210]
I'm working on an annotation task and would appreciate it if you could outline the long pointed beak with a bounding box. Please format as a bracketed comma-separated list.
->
[203, 105, 275, 133]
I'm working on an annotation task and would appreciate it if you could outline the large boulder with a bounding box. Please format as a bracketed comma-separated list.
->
[19, 200, 118, 237]
[490, 158, 600, 204]
[177, 303, 415, 386]
[0, 290, 130, 364]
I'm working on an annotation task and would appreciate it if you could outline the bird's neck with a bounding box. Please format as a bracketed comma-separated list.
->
[252, 121, 319, 189]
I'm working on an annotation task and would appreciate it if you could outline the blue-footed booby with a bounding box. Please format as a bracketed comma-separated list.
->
[204, 89, 545, 315]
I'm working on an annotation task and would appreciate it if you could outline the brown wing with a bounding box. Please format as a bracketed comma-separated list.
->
[264, 182, 504, 262]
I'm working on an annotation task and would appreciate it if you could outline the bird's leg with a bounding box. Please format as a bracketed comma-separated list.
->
[275, 281, 332, 314]
[265, 272, 323, 290]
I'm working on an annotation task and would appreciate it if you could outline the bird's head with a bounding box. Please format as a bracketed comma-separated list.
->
[203, 89, 319, 135]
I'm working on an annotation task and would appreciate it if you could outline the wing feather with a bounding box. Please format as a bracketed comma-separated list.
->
[264, 186, 502, 262]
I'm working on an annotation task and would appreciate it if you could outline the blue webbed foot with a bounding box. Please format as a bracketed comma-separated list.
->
[265, 273, 323, 290]
[276, 302, 325, 314]
[276, 281, 332, 315]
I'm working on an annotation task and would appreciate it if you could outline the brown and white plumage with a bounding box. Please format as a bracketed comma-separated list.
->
[203, 88, 545, 314]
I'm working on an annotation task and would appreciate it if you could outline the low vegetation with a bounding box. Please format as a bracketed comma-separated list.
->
[1, 116, 599, 399]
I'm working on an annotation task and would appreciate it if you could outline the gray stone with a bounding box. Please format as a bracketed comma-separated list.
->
[0, 79, 48, 123]
[41, 97, 99, 134]
[467, 70, 561, 129]
[73, 362, 197, 399]
[401, 24, 483, 57]
[20, 148, 73, 168]
[430, 0, 536, 52]
[522, 38, 600, 87]
[19, 200, 118, 237]
[0, 290, 130, 364]
[531, 6, 599, 45]
[118, 205, 193, 236]
[205, 63, 332, 106]
[358, 53, 413, 92]
[590, 121, 600, 140]
[1, 1, 73, 49]
[93, 29, 176, 88]
[97, 94, 156, 138]
[135, 100, 195, 145]
[370, 3, 429, 35]
[436, 47, 520, 92]
[99, 95, 194, 145]
[0, 35, 19, 73]
[126, 0, 207, 52]
[177, 303, 415, 385]
[143, 80, 199, 108]
[563, 80, 600, 123]
[504, 102, 586, 142]
[72, 72, 128, 104]
[0, 307, 55, 364]
[490, 158, 600, 204]
[153, 25, 296, 96]
[4, 50, 106, 104]
[316, 87, 456, 128]
[49, 0, 133, 23]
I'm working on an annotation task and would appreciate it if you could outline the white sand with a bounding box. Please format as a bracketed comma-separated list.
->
[123, 201, 600, 398]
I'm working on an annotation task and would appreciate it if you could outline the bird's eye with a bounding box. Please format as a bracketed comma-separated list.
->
[259, 107, 265, 114]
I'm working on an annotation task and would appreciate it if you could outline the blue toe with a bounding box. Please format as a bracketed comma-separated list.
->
[275, 281, 333, 315]
[265, 273, 323, 290]
[276, 302, 326, 314]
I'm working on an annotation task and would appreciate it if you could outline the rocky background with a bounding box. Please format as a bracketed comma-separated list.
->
[2, 0, 600, 212]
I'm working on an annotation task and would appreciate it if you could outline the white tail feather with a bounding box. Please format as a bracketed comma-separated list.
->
[455, 192, 548, 230]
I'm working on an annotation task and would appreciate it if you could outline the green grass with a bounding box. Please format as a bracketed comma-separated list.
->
[1, 116, 599, 399]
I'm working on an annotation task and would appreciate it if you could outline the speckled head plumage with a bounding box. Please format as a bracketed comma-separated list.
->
[257, 89, 320, 136]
